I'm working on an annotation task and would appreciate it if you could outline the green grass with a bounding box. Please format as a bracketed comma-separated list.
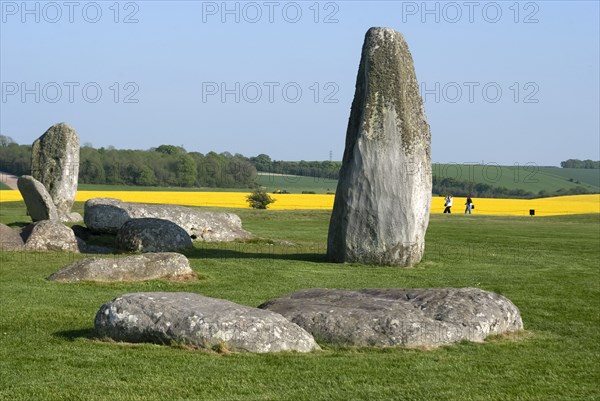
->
[537, 167, 600, 188]
[434, 164, 599, 193]
[1, 201, 599, 401]
[0, 182, 10, 190]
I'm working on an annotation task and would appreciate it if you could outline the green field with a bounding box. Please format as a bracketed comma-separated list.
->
[256, 173, 338, 193]
[433, 164, 599, 193]
[70, 166, 600, 195]
[76, 174, 337, 194]
[0, 182, 10, 190]
[537, 167, 600, 187]
[255, 165, 600, 194]
[77, 184, 246, 192]
[0, 201, 598, 401]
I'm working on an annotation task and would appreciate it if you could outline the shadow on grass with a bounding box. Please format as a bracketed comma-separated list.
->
[7, 221, 29, 228]
[53, 328, 95, 341]
[184, 245, 327, 263]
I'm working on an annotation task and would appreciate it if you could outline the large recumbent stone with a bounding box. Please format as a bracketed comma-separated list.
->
[94, 292, 320, 353]
[116, 218, 193, 253]
[48, 253, 192, 282]
[259, 288, 523, 348]
[85, 198, 251, 242]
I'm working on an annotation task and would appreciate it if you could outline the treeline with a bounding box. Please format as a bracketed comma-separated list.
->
[560, 159, 600, 169]
[0, 142, 257, 188]
[1, 134, 596, 198]
[433, 176, 592, 199]
[0, 141, 31, 176]
[250, 154, 342, 180]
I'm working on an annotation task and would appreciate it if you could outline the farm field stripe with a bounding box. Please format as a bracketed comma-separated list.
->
[0, 190, 598, 216]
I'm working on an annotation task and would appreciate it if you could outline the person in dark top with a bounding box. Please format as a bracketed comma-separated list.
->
[465, 196, 473, 214]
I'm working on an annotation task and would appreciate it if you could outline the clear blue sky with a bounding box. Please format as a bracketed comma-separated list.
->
[1, 1, 598, 166]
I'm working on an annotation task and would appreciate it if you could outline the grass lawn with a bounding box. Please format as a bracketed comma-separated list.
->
[0, 201, 598, 401]
[0, 182, 11, 190]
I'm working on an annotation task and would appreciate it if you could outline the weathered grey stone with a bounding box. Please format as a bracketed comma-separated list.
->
[259, 288, 523, 348]
[22, 220, 81, 252]
[48, 252, 193, 282]
[84, 198, 130, 233]
[327, 27, 432, 266]
[116, 218, 193, 253]
[17, 175, 59, 221]
[94, 292, 320, 353]
[85, 198, 252, 241]
[63, 212, 83, 222]
[0, 223, 24, 250]
[31, 122, 80, 221]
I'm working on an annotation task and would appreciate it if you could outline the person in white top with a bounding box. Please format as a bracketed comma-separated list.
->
[443, 195, 453, 213]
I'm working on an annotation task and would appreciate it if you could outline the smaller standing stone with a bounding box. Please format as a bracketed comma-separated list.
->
[17, 175, 59, 221]
[31, 122, 80, 221]
[116, 218, 193, 253]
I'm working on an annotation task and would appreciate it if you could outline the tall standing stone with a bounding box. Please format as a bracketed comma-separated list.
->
[31, 123, 80, 220]
[327, 27, 432, 266]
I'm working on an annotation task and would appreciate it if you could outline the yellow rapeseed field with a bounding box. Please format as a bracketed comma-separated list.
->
[0, 190, 598, 216]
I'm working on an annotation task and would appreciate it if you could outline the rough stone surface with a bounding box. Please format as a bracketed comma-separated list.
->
[31, 122, 80, 221]
[116, 218, 193, 253]
[94, 292, 320, 353]
[259, 288, 523, 348]
[17, 175, 59, 221]
[85, 198, 251, 241]
[0, 223, 24, 250]
[64, 212, 83, 222]
[48, 252, 193, 282]
[327, 27, 432, 266]
[22, 220, 81, 252]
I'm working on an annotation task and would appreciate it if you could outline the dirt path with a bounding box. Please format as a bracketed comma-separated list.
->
[0, 171, 18, 189]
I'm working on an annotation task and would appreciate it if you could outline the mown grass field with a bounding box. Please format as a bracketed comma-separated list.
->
[0, 200, 599, 401]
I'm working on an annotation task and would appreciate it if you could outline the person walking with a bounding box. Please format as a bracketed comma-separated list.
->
[465, 196, 473, 214]
[443, 195, 453, 213]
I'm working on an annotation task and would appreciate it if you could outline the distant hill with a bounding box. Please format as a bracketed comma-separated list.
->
[537, 167, 600, 187]
[254, 164, 599, 197]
